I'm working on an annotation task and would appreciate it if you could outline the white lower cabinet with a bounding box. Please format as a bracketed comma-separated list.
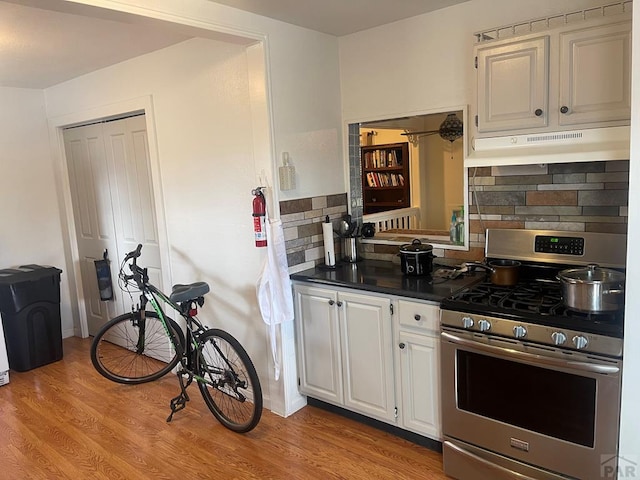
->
[340, 290, 395, 421]
[294, 283, 441, 440]
[294, 285, 343, 405]
[395, 300, 441, 439]
[294, 283, 395, 423]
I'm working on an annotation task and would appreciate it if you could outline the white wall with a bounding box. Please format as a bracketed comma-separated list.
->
[0, 87, 74, 335]
[66, 0, 345, 202]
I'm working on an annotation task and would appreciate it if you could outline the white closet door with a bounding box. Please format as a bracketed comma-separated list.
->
[103, 116, 163, 315]
[64, 123, 119, 335]
[64, 115, 162, 335]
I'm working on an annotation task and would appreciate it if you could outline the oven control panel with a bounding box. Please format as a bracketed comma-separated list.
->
[440, 310, 623, 357]
[534, 235, 584, 256]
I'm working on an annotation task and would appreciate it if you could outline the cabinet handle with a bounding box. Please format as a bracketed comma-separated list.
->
[414, 314, 421, 321]
[337, 301, 343, 307]
[534, 108, 543, 117]
[328, 299, 335, 305]
[399, 343, 406, 349]
[560, 105, 569, 114]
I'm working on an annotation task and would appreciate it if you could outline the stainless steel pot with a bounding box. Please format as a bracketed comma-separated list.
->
[399, 239, 435, 276]
[557, 264, 625, 312]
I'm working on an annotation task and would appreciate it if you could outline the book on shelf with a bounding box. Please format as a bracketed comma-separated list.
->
[363, 147, 402, 169]
[366, 172, 408, 188]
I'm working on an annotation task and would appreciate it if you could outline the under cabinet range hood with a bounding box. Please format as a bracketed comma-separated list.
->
[467, 126, 630, 167]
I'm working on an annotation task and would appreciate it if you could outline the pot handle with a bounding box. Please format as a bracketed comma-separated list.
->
[604, 288, 625, 295]
[463, 262, 495, 274]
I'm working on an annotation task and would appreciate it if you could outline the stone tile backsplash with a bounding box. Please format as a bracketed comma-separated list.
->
[466, 160, 629, 259]
[282, 160, 629, 269]
[280, 193, 348, 270]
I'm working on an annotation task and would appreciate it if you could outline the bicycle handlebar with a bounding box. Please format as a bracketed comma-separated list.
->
[125, 244, 143, 262]
[122, 244, 147, 287]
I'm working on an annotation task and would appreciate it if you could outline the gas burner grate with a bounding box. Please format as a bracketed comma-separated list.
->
[453, 280, 565, 316]
[443, 279, 624, 337]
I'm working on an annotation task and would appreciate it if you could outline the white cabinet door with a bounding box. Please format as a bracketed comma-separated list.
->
[476, 36, 549, 133]
[398, 330, 441, 439]
[558, 20, 631, 126]
[339, 291, 395, 422]
[294, 285, 343, 404]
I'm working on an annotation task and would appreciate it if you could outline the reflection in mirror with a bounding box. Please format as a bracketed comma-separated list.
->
[348, 107, 467, 248]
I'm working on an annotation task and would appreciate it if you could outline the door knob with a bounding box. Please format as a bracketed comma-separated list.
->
[560, 106, 569, 114]
[534, 108, 543, 117]
[399, 343, 406, 349]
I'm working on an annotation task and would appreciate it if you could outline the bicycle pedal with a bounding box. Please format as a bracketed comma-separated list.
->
[166, 393, 189, 422]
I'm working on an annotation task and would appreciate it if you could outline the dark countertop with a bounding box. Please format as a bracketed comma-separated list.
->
[290, 259, 483, 303]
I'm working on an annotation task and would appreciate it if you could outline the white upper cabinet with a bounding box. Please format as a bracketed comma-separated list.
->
[558, 21, 631, 126]
[476, 36, 549, 133]
[473, 14, 631, 139]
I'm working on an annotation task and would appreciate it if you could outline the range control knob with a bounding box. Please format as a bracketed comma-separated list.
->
[513, 325, 527, 338]
[478, 319, 491, 332]
[573, 335, 589, 350]
[551, 332, 567, 345]
[462, 316, 474, 329]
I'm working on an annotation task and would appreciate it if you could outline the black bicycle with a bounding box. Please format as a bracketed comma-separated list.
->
[90, 245, 262, 433]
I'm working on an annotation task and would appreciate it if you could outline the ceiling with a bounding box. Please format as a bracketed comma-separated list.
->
[211, 0, 470, 36]
[0, 0, 469, 89]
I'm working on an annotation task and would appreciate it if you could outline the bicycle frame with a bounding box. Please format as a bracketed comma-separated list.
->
[135, 282, 213, 385]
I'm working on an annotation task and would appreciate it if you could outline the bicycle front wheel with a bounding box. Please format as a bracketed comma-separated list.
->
[91, 311, 184, 384]
[196, 329, 262, 433]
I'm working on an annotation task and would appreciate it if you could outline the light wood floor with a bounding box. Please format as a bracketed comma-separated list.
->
[0, 337, 449, 479]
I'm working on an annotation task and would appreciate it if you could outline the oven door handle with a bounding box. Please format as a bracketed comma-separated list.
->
[441, 331, 620, 375]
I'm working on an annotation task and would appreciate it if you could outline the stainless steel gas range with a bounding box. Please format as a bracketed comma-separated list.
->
[440, 229, 626, 480]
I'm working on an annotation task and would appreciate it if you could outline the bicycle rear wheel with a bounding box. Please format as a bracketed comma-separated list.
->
[196, 329, 262, 433]
[91, 311, 184, 384]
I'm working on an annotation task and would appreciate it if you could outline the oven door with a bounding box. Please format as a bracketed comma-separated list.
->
[441, 328, 622, 480]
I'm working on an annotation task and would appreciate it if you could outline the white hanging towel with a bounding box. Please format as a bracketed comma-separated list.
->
[256, 199, 294, 381]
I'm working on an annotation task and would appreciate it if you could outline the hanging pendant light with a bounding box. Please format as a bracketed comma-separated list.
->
[400, 111, 464, 146]
[438, 113, 463, 142]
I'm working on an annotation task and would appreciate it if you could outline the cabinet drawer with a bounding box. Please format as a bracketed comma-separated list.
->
[397, 300, 439, 333]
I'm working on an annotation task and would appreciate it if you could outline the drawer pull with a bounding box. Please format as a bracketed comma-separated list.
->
[399, 343, 406, 349]
[414, 314, 421, 321]
[328, 299, 335, 305]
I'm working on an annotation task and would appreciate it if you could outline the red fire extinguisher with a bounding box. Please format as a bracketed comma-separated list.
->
[252, 187, 267, 247]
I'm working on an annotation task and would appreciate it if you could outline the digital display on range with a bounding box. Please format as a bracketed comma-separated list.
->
[535, 235, 584, 255]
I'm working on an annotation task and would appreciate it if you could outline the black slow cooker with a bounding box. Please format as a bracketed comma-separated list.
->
[398, 239, 435, 276]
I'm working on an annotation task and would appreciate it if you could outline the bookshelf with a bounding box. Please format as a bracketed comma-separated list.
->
[361, 142, 410, 215]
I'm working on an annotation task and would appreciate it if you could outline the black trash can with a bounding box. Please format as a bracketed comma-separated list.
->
[0, 265, 63, 371]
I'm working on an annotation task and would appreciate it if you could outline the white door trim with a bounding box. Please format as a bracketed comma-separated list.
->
[48, 95, 172, 338]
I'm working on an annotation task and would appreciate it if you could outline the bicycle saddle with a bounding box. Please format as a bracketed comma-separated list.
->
[170, 282, 210, 303]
